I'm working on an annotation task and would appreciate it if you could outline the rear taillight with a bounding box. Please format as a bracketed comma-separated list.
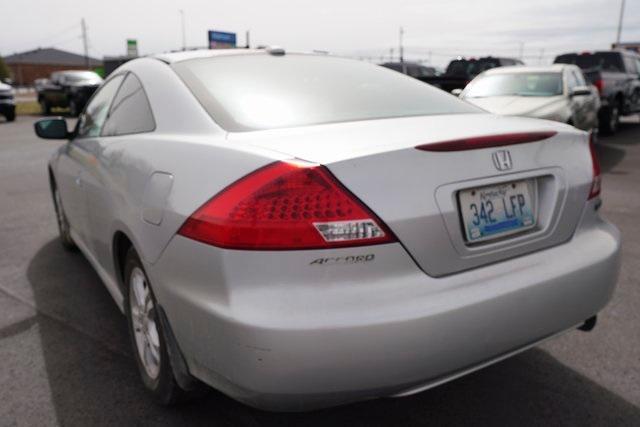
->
[178, 160, 396, 250]
[415, 131, 557, 152]
[593, 79, 604, 95]
[588, 133, 601, 200]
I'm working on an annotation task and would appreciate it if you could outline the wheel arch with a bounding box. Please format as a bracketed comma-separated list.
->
[113, 230, 134, 295]
[47, 166, 56, 191]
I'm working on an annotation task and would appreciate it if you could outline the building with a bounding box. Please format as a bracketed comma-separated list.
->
[3, 48, 102, 86]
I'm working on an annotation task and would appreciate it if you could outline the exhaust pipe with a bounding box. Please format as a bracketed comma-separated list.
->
[578, 315, 597, 332]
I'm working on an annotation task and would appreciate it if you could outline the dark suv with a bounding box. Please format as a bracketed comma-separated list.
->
[37, 70, 103, 117]
[418, 56, 524, 93]
[0, 80, 16, 122]
[554, 50, 640, 134]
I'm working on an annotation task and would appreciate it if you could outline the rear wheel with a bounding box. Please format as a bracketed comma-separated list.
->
[5, 110, 15, 122]
[52, 183, 76, 251]
[124, 248, 185, 405]
[40, 99, 50, 116]
[600, 103, 620, 135]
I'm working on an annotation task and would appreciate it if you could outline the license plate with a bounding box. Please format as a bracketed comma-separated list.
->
[458, 180, 536, 243]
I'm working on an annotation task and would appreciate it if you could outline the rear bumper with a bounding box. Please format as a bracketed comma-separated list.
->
[149, 206, 620, 411]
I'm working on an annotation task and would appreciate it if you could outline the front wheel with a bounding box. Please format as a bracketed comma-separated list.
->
[124, 248, 186, 405]
[40, 99, 50, 116]
[5, 110, 15, 122]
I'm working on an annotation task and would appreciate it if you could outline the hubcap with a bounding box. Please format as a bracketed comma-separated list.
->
[611, 107, 619, 131]
[130, 267, 161, 379]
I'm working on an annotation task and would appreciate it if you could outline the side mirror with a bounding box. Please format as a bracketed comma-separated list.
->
[451, 88, 463, 97]
[34, 118, 70, 139]
[570, 86, 591, 97]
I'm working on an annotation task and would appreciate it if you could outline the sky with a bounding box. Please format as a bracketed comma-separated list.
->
[1, 0, 639, 68]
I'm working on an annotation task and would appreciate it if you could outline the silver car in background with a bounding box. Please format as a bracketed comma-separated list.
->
[34, 49, 620, 411]
[458, 65, 600, 132]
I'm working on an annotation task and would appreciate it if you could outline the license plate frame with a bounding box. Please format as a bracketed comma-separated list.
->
[458, 179, 538, 244]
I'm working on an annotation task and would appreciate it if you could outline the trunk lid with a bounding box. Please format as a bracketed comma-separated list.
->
[228, 114, 593, 276]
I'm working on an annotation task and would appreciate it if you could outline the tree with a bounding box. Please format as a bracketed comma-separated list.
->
[0, 56, 10, 80]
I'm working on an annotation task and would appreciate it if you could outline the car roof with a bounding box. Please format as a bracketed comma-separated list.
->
[482, 64, 573, 75]
[152, 47, 309, 64]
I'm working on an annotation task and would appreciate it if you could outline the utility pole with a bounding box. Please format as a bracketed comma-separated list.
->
[616, 0, 625, 44]
[389, 47, 394, 61]
[399, 27, 404, 66]
[538, 48, 545, 65]
[81, 18, 89, 67]
[245, 30, 250, 49]
[180, 10, 186, 50]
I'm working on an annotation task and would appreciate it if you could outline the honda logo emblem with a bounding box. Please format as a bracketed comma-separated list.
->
[492, 150, 513, 171]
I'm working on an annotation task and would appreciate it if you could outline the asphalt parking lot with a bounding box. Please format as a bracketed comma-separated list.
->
[0, 115, 639, 426]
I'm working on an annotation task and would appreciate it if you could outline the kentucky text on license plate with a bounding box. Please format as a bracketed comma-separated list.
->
[458, 180, 536, 242]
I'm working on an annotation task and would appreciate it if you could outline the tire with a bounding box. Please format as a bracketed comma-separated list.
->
[51, 183, 77, 251]
[124, 247, 186, 405]
[40, 99, 50, 116]
[600, 102, 620, 135]
[5, 110, 15, 122]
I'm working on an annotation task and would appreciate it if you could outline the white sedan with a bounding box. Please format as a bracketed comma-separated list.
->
[458, 64, 600, 132]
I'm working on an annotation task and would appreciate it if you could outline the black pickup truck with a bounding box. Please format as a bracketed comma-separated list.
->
[37, 70, 103, 117]
[554, 50, 640, 134]
[417, 57, 523, 93]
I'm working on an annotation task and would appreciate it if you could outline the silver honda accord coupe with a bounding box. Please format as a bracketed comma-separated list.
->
[34, 48, 621, 411]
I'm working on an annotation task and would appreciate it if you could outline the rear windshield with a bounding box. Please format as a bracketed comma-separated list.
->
[465, 73, 563, 97]
[64, 71, 103, 83]
[172, 54, 480, 132]
[446, 59, 500, 77]
[554, 52, 624, 72]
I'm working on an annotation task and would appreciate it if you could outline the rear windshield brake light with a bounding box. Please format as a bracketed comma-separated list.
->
[415, 131, 557, 152]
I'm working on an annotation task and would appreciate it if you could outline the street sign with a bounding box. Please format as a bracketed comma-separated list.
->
[127, 39, 138, 57]
[208, 31, 236, 49]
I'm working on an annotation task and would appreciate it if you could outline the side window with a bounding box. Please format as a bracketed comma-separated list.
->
[77, 74, 125, 138]
[566, 70, 579, 90]
[623, 56, 637, 74]
[102, 73, 155, 136]
[406, 65, 419, 78]
[574, 70, 586, 86]
[636, 59, 640, 76]
[418, 66, 435, 77]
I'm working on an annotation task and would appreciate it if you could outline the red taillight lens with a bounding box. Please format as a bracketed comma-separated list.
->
[588, 134, 601, 200]
[415, 131, 557, 152]
[178, 160, 396, 250]
[593, 79, 604, 95]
